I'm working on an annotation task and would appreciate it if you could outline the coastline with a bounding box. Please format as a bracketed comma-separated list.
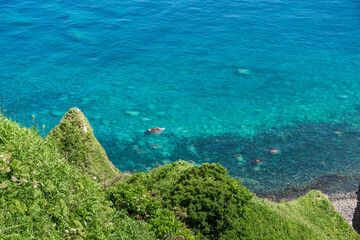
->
[329, 192, 357, 225]
[1, 108, 359, 238]
[262, 190, 358, 226]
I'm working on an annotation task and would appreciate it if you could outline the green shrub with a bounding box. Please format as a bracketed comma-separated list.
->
[107, 183, 197, 240]
[128, 162, 253, 239]
[163, 163, 252, 239]
[126, 160, 194, 194]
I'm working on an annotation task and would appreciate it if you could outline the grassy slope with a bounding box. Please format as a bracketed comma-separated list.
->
[47, 108, 119, 184]
[46, 109, 197, 240]
[242, 191, 358, 239]
[0, 114, 154, 239]
[0, 110, 359, 239]
[127, 161, 360, 239]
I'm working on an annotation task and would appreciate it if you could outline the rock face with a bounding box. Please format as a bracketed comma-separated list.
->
[353, 186, 360, 232]
[47, 108, 119, 183]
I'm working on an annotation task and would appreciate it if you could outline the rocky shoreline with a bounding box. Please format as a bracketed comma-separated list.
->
[329, 192, 357, 225]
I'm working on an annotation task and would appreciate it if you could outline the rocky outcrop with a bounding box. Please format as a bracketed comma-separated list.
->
[47, 108, 119, 183]
[353, 186, 360, 232]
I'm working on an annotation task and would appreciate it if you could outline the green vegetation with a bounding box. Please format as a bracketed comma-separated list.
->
[47, 108, 119, 183]
[242, 191, 360, 240]
[241, 190, 358, 239]
[107, 183, 196, 239]
[127, 162, 253, 239]
[0, 108, 358, 239]
[0, 113, 154, 239]
[127, 161, 360, 240]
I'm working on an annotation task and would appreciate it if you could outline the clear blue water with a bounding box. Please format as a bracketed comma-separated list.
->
[1, 0, 360, 197]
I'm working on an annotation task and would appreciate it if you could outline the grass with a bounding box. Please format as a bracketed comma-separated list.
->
[0, 113, 154, 239]
[241, 190, 359, 239]
[127, 161, 360, 239]
[46, 108, 119, 184]
[0, 108, 359, 239]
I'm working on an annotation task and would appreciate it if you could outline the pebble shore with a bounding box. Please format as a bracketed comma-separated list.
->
[329, 192, 357, 225]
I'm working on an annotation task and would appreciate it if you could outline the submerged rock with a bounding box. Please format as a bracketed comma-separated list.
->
[253, 166, 261, 171]
[142, 117, 151, 121]
[270, 149, 281, 155]
[145, 127, 165, 135]
[234, 154, 246, 165]
[51, 110, 64, 117]
[234, 153, 243, 161]
[252, 159, 263, 164]
[124, 110, 140, 117]
[188, 145, 196, 151]
[136, 149, 146, 154]
[150, 144, 162, 149]
[238, 68, 250, 75]
[339, 95, 349, 99]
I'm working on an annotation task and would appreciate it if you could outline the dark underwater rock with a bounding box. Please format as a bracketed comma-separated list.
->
[145, 127, 165, 135]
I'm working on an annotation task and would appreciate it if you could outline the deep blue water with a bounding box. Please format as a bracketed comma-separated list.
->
[1, 0, 360, 196]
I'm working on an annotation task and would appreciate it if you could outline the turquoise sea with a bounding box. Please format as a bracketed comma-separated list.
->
[1, 0, 360, 197]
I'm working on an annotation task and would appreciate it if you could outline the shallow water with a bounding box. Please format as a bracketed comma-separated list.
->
[1, 0, 360, 196]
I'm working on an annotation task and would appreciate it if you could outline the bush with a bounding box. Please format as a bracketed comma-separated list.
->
[163, 163, 252, 239]
[107, 183, 196, 240]
[128, 162, 253, 239]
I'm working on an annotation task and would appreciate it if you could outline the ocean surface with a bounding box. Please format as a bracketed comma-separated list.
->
[1, 0, 360, 197]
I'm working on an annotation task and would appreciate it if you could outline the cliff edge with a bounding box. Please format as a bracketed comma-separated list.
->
[47, 108, 119, 183]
